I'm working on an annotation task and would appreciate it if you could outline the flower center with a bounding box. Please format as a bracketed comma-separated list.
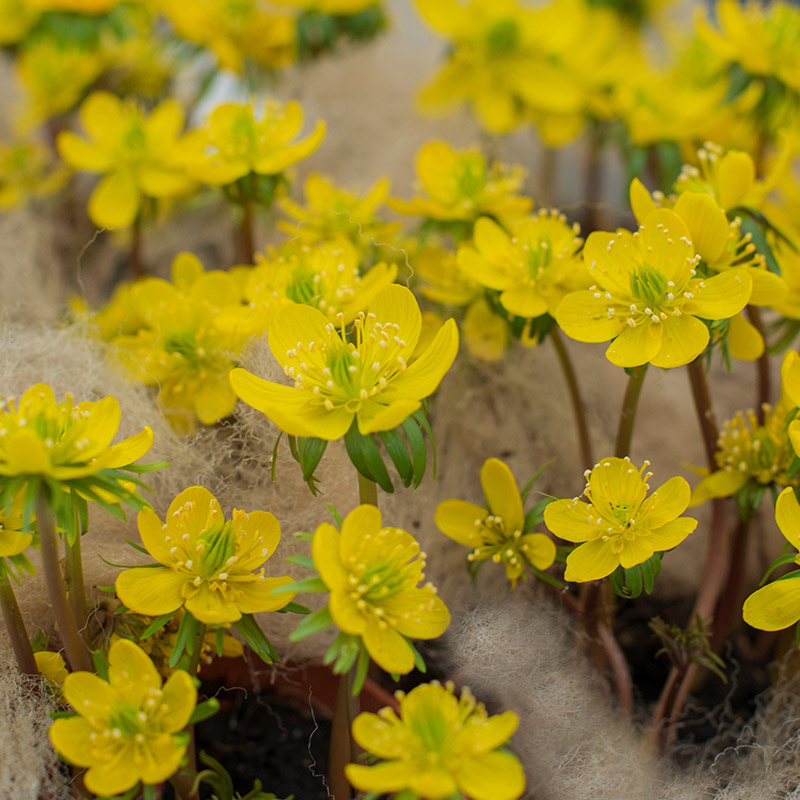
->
[485, 18, 521, 57]
[107, 702, 145, 739]
[629, 265, 669, 309]
[195, 519, 237, 578]
[283, 313, 408, 412]
[454, 157, 487, 199]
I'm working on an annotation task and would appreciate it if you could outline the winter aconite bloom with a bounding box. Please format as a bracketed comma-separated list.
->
[230, 284, 459, 440]
[544, 457, 697, 582]
[556, 209, 752, 368]
[56, 92, 193, 228]
[313, 505, 449, 673]
[458, 211, 588, 319]
[0, 384, 153, 484]
[743, 487, 800, 631]
[435, 458, 556, 587]
[115, 486, 294, 624]
[49, 639, 196, 796]
[346, 681, 525, 800]
[278, 173, 401, 253]
[388, 140, 532, 226]
[183, 100, 325, 187]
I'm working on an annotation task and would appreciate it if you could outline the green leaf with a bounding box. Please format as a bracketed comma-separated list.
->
[188, 698, 220, 726]
[234, 614, 279, 663]
[412, 409, 437, 479]
[298, 437, 328, 484]
[271, 431, 283, 485]
[408, 640, 427, 674]
[274, 576, 327, 594]
[344, 425, 394, 493]
[353, 644, 370, 696]
[326, 504, 344, 528]
[285, 554, 315, 570]
[289, 606, 333, 641]
[92, 649, 109, 681]
[170, 611, 200, 668]
[124, 461, 170, 474]
[378, 428, 413, 488]
[401, 415, 427, 489]
[141, 612, 175, 639]
[521, 459, 555, 500]
[625, 564, 643, 598]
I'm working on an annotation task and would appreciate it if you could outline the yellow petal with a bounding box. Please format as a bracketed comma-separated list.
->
[606, 322, 661, 368]
[458, 246, 513, 291]
[329, 589, 367, 635]
[386, 318, 459, 401]
[115, 567, 187, 616]
[480, 458, 524, 533]
[556, 291, 625, 343]
[434, 500, 487, 547]
[312, 521, 347, 589]
[49, 717, 94, 768]
[646, 517, 696, 551]
[103, 426, 153, 468]
[108, 639, 160, 706]
[88, 171, 141, 228]
[351, 713, 411, 759]
[368, 284, 422, 359]
[4, 430, 51, 475]
[356, 398, 420, 435]
[743, 577, 800, 631]
[543, 498, 598, 543]
[384, 589, 450, 639]
[782, 351, 800, 407]
[185, 585, 241, 623]
[56, 130, 110, 172]
[689, 468, 747, 507]
[253, 120, 326, 175]
[674, 192, 729, 264]
[776, 486, 800, 549]
[171, 252, 204, 289]
[687, 269, 752, 320]
[362, 619, 415, 673]
[194, 378, 237, 425]
[748, 268, 787, 306]
[84, 746, 142, 797]
[518, 532, 556, 570]
[618, 536, 654, 569]
[500, 284, 549, 319]
[647, 476, 691, 526]
[80, 91, 123, 140]
[564, 539, 620, 582]
[346, 761, 409, 795]
[650, 315, 709, 369]
[629, 177, 656, 225]
[454, 751, 526, 800]
[235, 576, 294, 613]
[728, 313, 764, 361]
[458, 710, 519, 754]
[62, 671, 116, 718]
[718, 150, 754, 210]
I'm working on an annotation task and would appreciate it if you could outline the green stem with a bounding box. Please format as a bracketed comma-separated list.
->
[237, 197, 256, 264]
[329, 667, 358, 800]
[65, 521, 88, 647]
[186, 622, 207, 677]
[747, 305, 771, 424]
[357, 472, 378, 507]
[614, 364, 647, 458]
[0, 573, 38, 675]
[130, 211, 146, 280]
[36, 495, 92, 672]
[686, 357, 719, 468]
[550, 327, 594, 470]
[539, 146, 557, 208]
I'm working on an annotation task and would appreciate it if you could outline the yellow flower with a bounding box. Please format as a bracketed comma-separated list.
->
[697, 0, 800, 94]
[0, 139, 69, 210]
[26, 0, 119, 11]
[49, 639, 196, 796]
[163, 0, 296, 73]
[414, 0, 540, 134]
[0, 384, 153, 483]
[230, 284, 459, 441]
[346, 681, 525, 800]
[34, 650, 68, 700]
[312, 504, 449, 673]
[461, 298, 510, 361]
[388, 140, 532, 226]
[246, 238, 398, 327]
[116, 486, 294, 624]
[414, 242, 482, 307]
[111, 253, 263, 432]
[0, 0, 39, 45]
[57, 92, 193, 228]
[458, 211, 588, 319]
[14, 40, 104, 131]
[0, 488, 34, 560]
[743, 487, 800, 632]
[436, 458, 556, 587]
[273, 0, 379, 12]
[556, 209, 752, 368]
[779, 350, 800, 459]
[544, 457, 697, 582]
[278, 173, 401, 253]
[183, 101, 325, 187]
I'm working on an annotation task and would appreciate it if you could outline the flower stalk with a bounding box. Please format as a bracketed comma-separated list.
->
[615, 364, 647, 458]
[550, 326, 594, 470]
[747, 305, 770, 423]
[0, 573, 37, 676]
[36, 494, 92, 672]
[64, 522, 88, 646]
